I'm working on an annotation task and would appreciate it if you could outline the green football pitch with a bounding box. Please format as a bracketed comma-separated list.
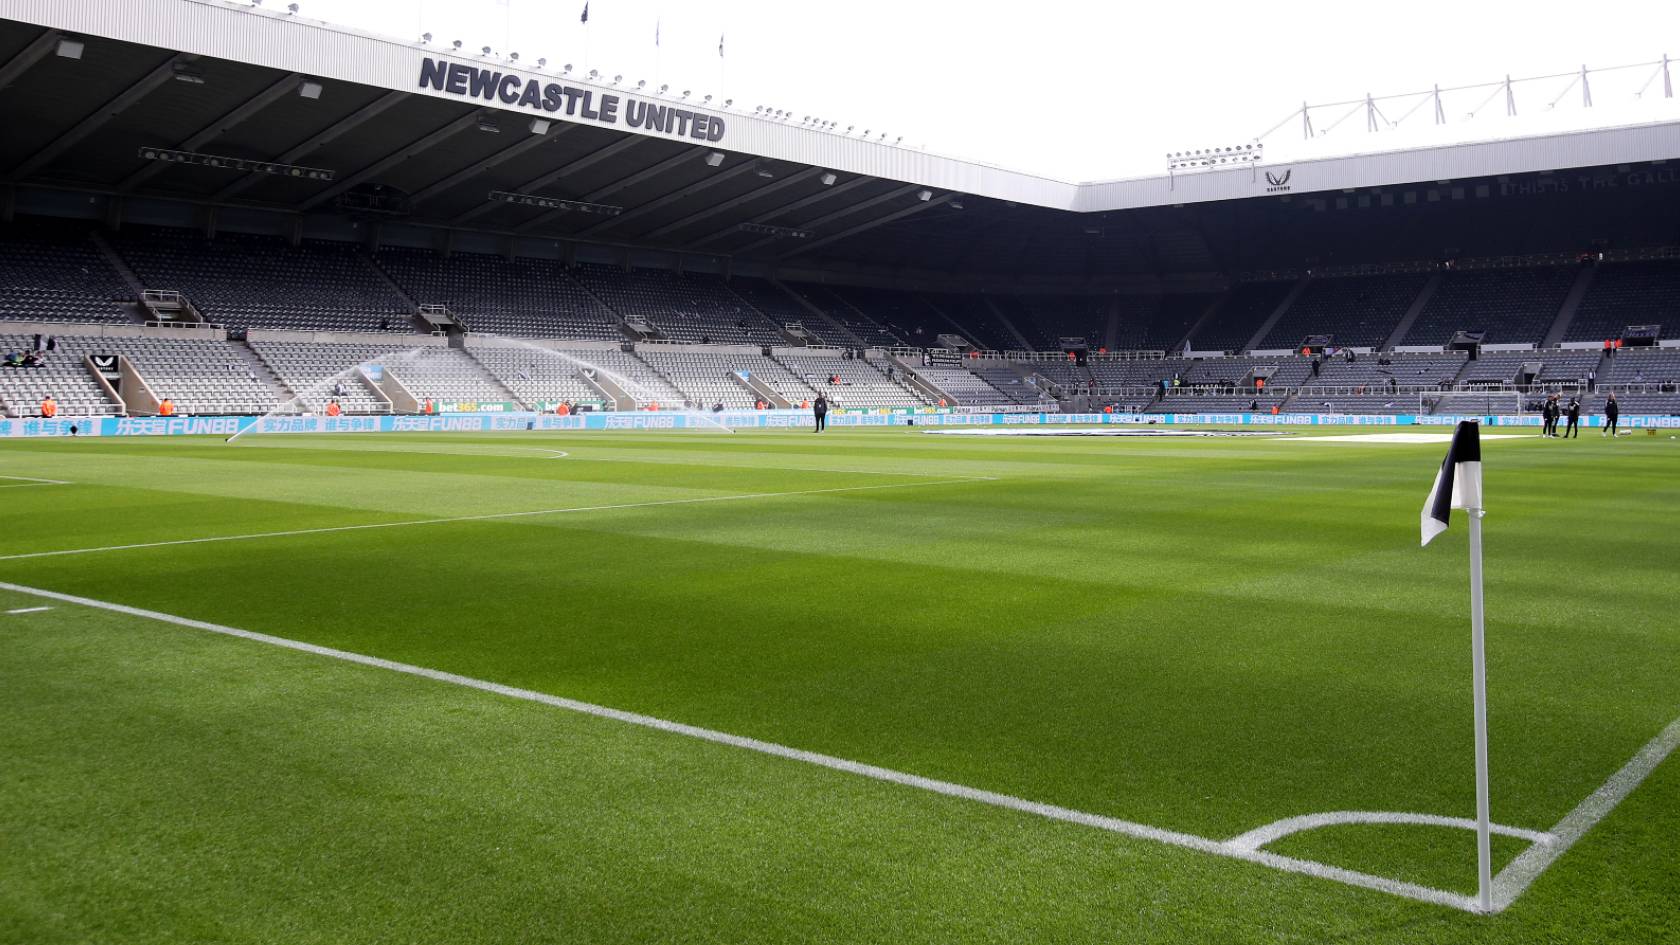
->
[2, 427, 1676, 944]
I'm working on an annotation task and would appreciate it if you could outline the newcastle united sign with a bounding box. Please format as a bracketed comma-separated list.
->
[418, 57, 726, 141]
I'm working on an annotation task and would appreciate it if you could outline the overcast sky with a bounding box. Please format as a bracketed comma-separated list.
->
[297, 0, 1680, 180]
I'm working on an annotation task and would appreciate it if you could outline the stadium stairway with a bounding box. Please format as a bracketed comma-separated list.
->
[1381, 272, 1445, 350]
[88, 231, 148, 306]
[1540, 265, 1597, 349]
[1240, 275, 1310, 353]
[230, 338, 297, 405]
[981, 297, 1034, 350]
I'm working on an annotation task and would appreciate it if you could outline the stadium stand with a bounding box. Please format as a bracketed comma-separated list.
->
[900, 361, 1011, 404]
[1599, 347, 1680, 386]
[1401, 264, 1576, 345]
[0, 334, 123, 417]
[97, 335, 281, 415]
[1139, 294, 1214, 352]
[920, 293, 1017, 351]
[1565, 258, 1680, 343]
[964, 361, 1052, 403]
[636, 349, 764, 408]
[0, 225, 134, 326]
[465, 342, 610, 408]
[115, 228, 410, 332]
[246, 340, 411, 413]
[1307, 351, 1469, 389]
[775, 353, 927, 407]
[1009, 295, 1110, 350]
[574, 264, 779, 345]
[835, 286, 951, 347]
[787, 284, 902, 347]
[1458, 349, 1602, 387]
[376, 248, 620, 340]
[722, 279, 841, 344]
[1189, 281, 1293, 352]
[1258, 272, 1429, 348]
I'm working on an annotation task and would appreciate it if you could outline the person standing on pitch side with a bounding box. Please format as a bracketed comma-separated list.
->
[812, 393, 828, 433]
[1604, 392, 1620, 437]
[1563, 395, 1581, 438]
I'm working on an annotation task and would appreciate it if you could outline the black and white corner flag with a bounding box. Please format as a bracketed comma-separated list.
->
[1421, 420, 1483, 546]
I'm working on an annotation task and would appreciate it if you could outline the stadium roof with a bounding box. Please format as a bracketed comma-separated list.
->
[1, 0, 1677, 278]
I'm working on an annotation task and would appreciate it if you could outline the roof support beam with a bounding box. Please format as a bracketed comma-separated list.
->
[213, 89, 407, 201]
[735, 183, 921, 255]
[117, 71, 304, 192]
[512, 145, 708, 233]
[451, 134, 649, 226]
[779, 193, 954, 259]
[687, 175, 872, 248]
[408, 123, 578, 208]
[0, 30, 61, 92]
[299, 107, 486, 211]
[643, 167, 822, 241]
[8, 53, 182, 180]
[570, 160, 760, 238]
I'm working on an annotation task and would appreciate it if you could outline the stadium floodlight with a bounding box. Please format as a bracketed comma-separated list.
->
[916, 189, 932, 201]
[612, 75, 622, 85]
[950, 197, 964, 209]
[562, 63, 572, 73]
[420, 32, 431, 43]
[895, 136, 903, 144]
[509, 52, 520, 62]
[846, 125, 854, 133]
[723, 98, 732, 107]
[452, 40, 463, 50]
[819, 172, 837, 186]
[136, 146, 334, 180]
[536, 57, 547, 67]
[486, 189, 623, 216]
[477, 116, 500, 133]
[705, 151, 726, 167]
[681, 90, 691, 99]
[55, 37, 84, 59]
[171, 62, 205, 84]
[754, 162, 774, 179]
[738, 222, 812, 239]
[703, 95, 712, 104]
[588, 69, 599, 79]
[297, 79, 323, 99]
[637, 79, 646, 89]
[658, 83, 668, 93]
[528, 117, 551, 135]
[286, 2, 298, 13]
[482, 46, 493, 55]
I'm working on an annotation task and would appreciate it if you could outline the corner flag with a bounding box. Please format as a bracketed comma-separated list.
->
[1421, 419, 1482, 546]
[1420, 418, 1494, 912]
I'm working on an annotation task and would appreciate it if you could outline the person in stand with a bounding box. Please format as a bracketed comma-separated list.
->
[45, 336, 56, 353]
[2, 351, 21, 367]
[157, 398, 176, 417]
[1563, 395, 1581, 438]
[554, 401, 570, 416]
[1603, 392, 1620, 437]
[40, 395, 57, 418]
[812, 393, 828, 433]
[325, 399, 342, 418]
[31, 333, 42, 351]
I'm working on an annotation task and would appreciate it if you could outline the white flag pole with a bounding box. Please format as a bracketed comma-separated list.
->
[1467, 506, 1493, 912]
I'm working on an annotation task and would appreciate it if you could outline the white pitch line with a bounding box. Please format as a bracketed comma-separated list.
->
[0, 579, 1482, 914]
[0, 477, 998, 563]
[1492, 713, 1680, 911]
[1228, 810, 1554, 853]
[5, 606, 52, 614]
[0, 474, 72, 488]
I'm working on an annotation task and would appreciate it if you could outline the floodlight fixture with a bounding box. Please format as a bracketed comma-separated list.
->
[477, 116, 500, 133]
[529, 117, 551, 135]
[486, 189, 623, 216]
[705, 151, 726, 167]
[286, 2, 298, 13]
[452, 39, 463, 50]
[297, 78, 323, 99]
[819, 172, 837, 186]
[136, 146, 334, 180]
[171, 61, 205, 84]
[421, 32, 431, 43]
[55, 37, 84, 59]
[916, 189, 932, 201]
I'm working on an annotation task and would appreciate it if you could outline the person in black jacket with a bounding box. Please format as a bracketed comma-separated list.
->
[1603, 393, 1619, 436]
[1563, 395, 1581, 438]
[1539, 395, 1556, 437]
[812, 394, 828, 433]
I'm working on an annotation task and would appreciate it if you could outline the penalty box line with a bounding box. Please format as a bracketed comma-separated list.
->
[6, 580, 1600, 916]
[0, 476, 998, 564]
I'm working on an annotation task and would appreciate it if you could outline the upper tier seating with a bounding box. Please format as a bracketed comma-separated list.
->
[377, 248, 619, 340]
[1138, 293, 1214, 352]
[573, 264, 780, 345]
[0, 225, 133, 325]
[1403, 265, 1575, 345]
[0, 333, 123, 417]
[1190, 281, 1293, 352]
[920, 293, 1017, 351]
[902, 361, 1012, 404]
[964, 362, 1051, 403]
[723, 279, 844, 344]
[788, 284, 902, 347]
[1259, 272, 1428, 348]
[116, 229, 410, 332]
[1006, 295, 1109, 350]
[1566, 259, 1680, 343]
[836, 285, 951, 346]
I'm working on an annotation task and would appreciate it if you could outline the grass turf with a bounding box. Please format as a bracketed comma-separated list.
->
[1, 426, 1676, 943]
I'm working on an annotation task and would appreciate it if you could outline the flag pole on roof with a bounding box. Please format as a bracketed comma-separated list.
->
[1421, 419, 1493, 912]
